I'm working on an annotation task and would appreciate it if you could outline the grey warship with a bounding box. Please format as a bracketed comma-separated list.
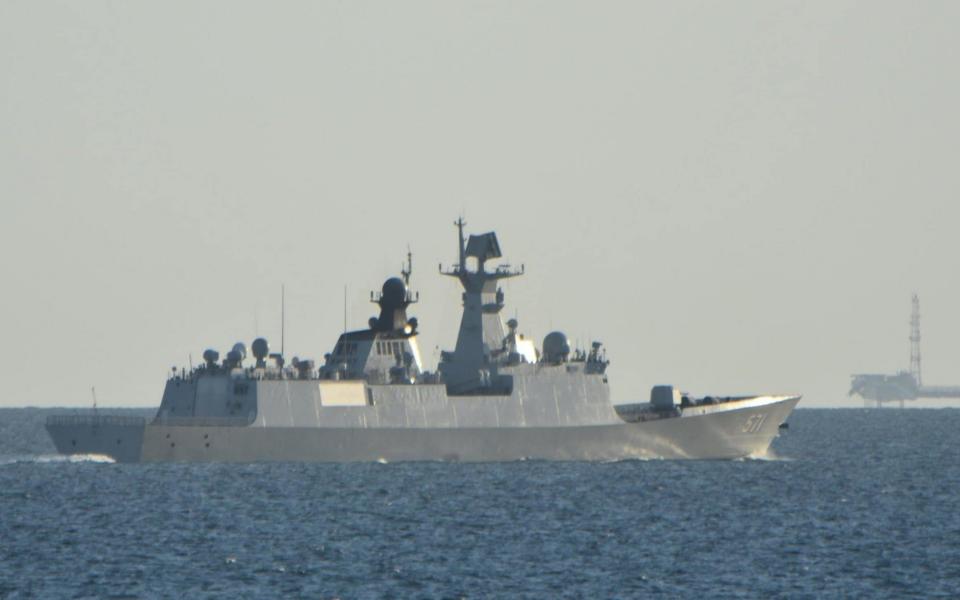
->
[46, 220, 800, 462]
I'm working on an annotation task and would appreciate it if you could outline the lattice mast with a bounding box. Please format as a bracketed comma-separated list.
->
[910, 293, 922, 386]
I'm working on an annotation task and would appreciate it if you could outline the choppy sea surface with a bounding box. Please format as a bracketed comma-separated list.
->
[1, 408, 959, 599]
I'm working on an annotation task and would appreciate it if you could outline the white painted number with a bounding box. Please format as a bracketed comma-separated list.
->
[741, 414, 767, 434]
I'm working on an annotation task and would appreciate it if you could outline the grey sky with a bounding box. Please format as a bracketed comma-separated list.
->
[2, 1, 958, 408]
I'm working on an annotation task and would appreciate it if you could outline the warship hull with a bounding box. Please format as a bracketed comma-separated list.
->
[45, 223, 801, 463]
[46, 395, 798, 463]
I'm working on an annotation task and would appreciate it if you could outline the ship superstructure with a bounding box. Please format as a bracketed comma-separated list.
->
[46, 221, 799, 462]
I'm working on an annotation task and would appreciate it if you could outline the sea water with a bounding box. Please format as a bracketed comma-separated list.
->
[1, 408, 958, 598]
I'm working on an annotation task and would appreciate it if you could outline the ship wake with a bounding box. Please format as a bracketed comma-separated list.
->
[0, 453, 116, 465]
[739, 449, 792, 462]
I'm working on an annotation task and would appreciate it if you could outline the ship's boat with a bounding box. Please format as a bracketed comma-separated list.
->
[46, 221, 799, 462]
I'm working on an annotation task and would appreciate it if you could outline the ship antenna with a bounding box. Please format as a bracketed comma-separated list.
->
[402, 246, 413, 285]
[91, 386, 97, 413]
[343, 285, 348, 332]
[455, 217, 466, 272]
[281, 284, 285, 358]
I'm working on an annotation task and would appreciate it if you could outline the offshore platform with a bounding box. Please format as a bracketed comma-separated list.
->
[850, 295, 960, 407]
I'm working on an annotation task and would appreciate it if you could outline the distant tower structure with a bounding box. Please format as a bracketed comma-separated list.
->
[852, 293, 960, 406]
[910, 294, 922, 386]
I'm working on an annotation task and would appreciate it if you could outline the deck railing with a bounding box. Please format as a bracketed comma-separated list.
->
[150, 415, 255, 427]
[45, 415, 147, 427]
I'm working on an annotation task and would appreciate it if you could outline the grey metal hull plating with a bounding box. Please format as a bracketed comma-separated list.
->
[46, 395, 798, 463]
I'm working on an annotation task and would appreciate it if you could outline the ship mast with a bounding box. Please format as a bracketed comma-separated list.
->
[439, 219, 524, 392]
[456, 217, 466, 273]
[402, 247, 413, 285]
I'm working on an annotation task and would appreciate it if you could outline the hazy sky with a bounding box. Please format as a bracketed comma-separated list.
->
[2, 1, 959, 408]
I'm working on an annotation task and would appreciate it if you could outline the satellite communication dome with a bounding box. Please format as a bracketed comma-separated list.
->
[381, 277, 407, 306]
[251, 338, 269, 361]
[202, 349, 219, 366]
[231, 342, 247, 359]
[507, 318, 519, 331]
[226, 349, 243, 366]
[542, 331, 570, 364]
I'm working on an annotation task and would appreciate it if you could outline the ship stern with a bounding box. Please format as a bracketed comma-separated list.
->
[45, 415, 147, 463]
